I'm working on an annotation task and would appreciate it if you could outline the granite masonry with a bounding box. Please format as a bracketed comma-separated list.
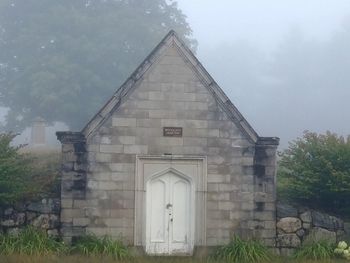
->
[56, 31, 279, 255]
[0, 198, 60, 236]
[276, 203, 345, 256]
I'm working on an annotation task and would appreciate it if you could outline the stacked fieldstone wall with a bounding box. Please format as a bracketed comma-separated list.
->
[276, 202, 345, 256]
[0, 198, 60, 236]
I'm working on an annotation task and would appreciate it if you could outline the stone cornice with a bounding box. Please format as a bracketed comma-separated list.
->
[256, 137, 280, 146]
[56, 131, 85, 144]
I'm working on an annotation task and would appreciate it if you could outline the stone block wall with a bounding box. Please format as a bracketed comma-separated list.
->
[52, 43, 281, 248]
[250, 138, 279, 247]
[276, 202, 345, 256]
[56, 40, 280, 249]
[0, 198, 60, 236]
[80, 44, 262, 247]
[237, 138, 279, 247]
[56, 132, 88, 242]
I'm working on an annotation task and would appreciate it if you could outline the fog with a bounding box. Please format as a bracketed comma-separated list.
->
[1, 1, 350, 148]
[177, 0, 350, 148]
[178, 0, 350, 51]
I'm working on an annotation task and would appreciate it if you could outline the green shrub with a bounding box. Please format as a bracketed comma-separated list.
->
[24, 150, 61, 199]
[293, 241, 335, 261]
[278, 131, 350, 218]
[0, 226, 68, 255]
[0, 132, 33, 205]
[0, 132, 61, 205]
[71, 234, 131, 259]
[212, 236, 271, 263]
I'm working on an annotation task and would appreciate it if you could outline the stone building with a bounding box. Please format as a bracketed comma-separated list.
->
[57, 30, 279, 255]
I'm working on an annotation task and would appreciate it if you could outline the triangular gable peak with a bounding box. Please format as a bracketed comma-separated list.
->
[82, 30, 259, 143]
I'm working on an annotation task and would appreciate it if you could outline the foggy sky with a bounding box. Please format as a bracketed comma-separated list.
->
[177, 0, 350, 50]
[177, 0, 350, 148]
[2, 1, 350, 148]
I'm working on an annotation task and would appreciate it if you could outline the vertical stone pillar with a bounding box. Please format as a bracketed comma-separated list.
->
[252, 137, 279, 246]
[56, 131, 87, 243]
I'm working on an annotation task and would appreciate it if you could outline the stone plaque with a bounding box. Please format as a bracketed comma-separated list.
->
[163, 127, 183, 137]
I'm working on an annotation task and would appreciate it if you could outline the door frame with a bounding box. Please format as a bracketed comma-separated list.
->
[134, 155, 207, 254]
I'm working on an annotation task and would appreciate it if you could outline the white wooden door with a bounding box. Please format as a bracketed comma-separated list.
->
[146, 171, 193, 255]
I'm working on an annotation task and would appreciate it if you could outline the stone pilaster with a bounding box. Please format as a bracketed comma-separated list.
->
[56, 131, 87, 243]
[252, 137, 279, 246]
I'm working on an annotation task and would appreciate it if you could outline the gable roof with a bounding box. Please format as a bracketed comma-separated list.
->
[82, 30, 259, 143]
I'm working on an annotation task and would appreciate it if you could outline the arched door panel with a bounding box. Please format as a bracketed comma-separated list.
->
[146, 170, 193, 255]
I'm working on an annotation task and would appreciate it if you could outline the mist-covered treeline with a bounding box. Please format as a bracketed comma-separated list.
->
[203, 21, 350, 147]
[0, 0, 349, 148]
[0, 0, 195, 131]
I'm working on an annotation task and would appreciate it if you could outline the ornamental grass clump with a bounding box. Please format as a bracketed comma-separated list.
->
[71, 234, 131, 260]
[334, 241, 350, 260]
[0, 226, 68, 255]
[293, 241, 334, 261]
[212, 236, 271, 263]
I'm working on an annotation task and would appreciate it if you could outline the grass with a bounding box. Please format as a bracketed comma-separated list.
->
[0, 227, 68, 255]
[293, 241, 335, 261]
[71, 234, 131, 259]
[0, 255, 347, 263]
[212, 236, 272, 263]
[0, 228, 347, 262]
[0, 228, 130, 259]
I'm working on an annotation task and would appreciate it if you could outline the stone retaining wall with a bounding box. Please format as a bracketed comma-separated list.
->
[0, 198, 60, 236]
[276, 202, 345, 256]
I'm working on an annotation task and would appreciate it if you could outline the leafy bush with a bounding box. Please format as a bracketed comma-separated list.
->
[212, 236, 271, 263]
[0, 226, 68, 255]
[278, 131, 350, 217]
[0, 132, 61, 205]
[24, 149, 61, 199]
[293, 241, 335, 261]
[71, 234, 131, 260]
[0, 132, 33, 205]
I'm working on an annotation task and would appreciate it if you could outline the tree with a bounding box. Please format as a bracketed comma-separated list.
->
[278, 131, 350, 217]
[0, 0, 196, 131]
